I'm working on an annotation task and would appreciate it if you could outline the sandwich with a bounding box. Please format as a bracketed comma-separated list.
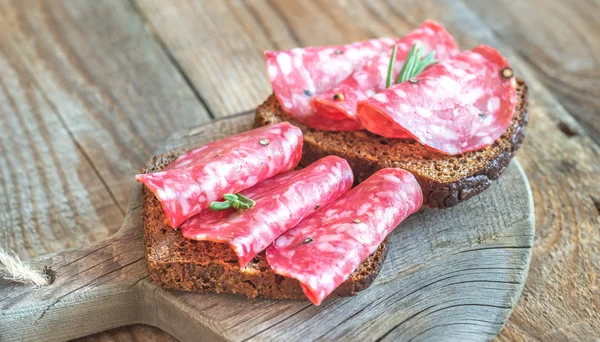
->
[137, 20, 528, 305]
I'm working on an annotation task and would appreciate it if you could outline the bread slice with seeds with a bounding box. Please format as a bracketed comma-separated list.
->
[142, 151, 388, 300]
[255, 79, 528, 208]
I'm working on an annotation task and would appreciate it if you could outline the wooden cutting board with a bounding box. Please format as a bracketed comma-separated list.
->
[0, 113, 534, 342]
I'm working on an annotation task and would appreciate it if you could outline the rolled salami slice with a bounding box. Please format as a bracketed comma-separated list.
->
[265, 38, 397, 131]
[181, 156, 354, 268]
[136, 123, 303, 228]
[266, 168, 423, 305]
[311, 20, 459, 127]
[357, 45, 518, 155]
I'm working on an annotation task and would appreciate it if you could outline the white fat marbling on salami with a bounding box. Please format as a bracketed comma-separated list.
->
[181, 156, 353, 268]
[266, 168, 423, 305]
[310, 20, 459, 131]
[372, 93, 388, 103]
[357, 45, 518, 155]
[265, 38, 398, 131]
[487, 96, 500, 112]
[267, 65, 278, 79]
[135, 123, 303, 228]
[415, 106, 433, 117]
[277, 53, 292, 75]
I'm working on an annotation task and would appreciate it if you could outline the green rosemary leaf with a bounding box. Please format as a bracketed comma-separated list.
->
[407, 46, 426, 80]
[223, 194, 239, 201]
[385, 45, 398, 88]
[236, 193, 256, 208]
[396, 44, 418, 84]
[210, 193, 256, 211]
[413, 50, 437, 75]
[210, 201, 231, 211]
[393, 44, 439, 84]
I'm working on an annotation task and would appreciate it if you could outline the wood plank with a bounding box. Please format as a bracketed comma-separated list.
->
[0, 39, 123, 258]
[0, 0, 211, 340]
[133, 0, 276, 116]
[0, 189, 149, 342]
[0, 113, 534, 341]
[464, 0, 600, 143]
[74, 325, 176, 342]
[0, 0, 212, 212]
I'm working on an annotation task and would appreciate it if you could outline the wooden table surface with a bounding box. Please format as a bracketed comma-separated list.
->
[0, 0, 598, 341]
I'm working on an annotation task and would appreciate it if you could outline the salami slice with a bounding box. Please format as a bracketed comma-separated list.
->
[266, 168, 423, 305]
[136, 123, 303, 228]
[311, 20, 459, 128]
[181, 156, 354, 268]
[265, 38, 397, 131]
[357, 45, 518, 155]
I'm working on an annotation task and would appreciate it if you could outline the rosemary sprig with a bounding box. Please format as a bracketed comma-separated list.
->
[385, 45, 398, 88]
[210, 193, 256, 211]
[385, 43, 438, 87]
[397, 44, 419, 84]
[412, 49, 437, 76]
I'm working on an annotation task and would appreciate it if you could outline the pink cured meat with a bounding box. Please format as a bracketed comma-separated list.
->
[265, 38, 398, 131]
[311, 20, 459, 129]
[181, 156, 354, 268]
[136, 123, 303, 228]
[267, 168, 423, 305]
[357, 45, 518, 155]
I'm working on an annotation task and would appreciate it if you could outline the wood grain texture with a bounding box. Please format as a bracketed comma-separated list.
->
[133, 0, 600, 339]
[0, 113, 534, 342]
[133, 0, 276, 116]
[74, 325, 176, 342]
[0, 0, 210, 339]
[0, 0, 211, 214]
[0, 32, 124, 258]
[0, 187, 148, 341]
[464, 0, 600, 144]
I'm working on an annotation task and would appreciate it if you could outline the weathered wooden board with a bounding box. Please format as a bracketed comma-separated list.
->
[464, 0, 600, 144]
[0, 113, 534, 342]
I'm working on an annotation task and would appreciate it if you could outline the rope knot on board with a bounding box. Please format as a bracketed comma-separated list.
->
[0, 246, 52, 287]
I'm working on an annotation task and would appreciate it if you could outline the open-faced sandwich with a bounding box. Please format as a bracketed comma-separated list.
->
[137, 20, 528, 305]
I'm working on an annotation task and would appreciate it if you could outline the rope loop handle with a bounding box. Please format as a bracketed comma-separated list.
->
[0, 246, 51, 287]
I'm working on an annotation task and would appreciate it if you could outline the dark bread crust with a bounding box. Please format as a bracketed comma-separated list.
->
[255, 79, 528, 208]
[142, 152, 388, 300]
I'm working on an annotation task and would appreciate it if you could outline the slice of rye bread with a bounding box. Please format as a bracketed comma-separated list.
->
[255, 78, 529, 209]
[142, 151, 388, 300]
